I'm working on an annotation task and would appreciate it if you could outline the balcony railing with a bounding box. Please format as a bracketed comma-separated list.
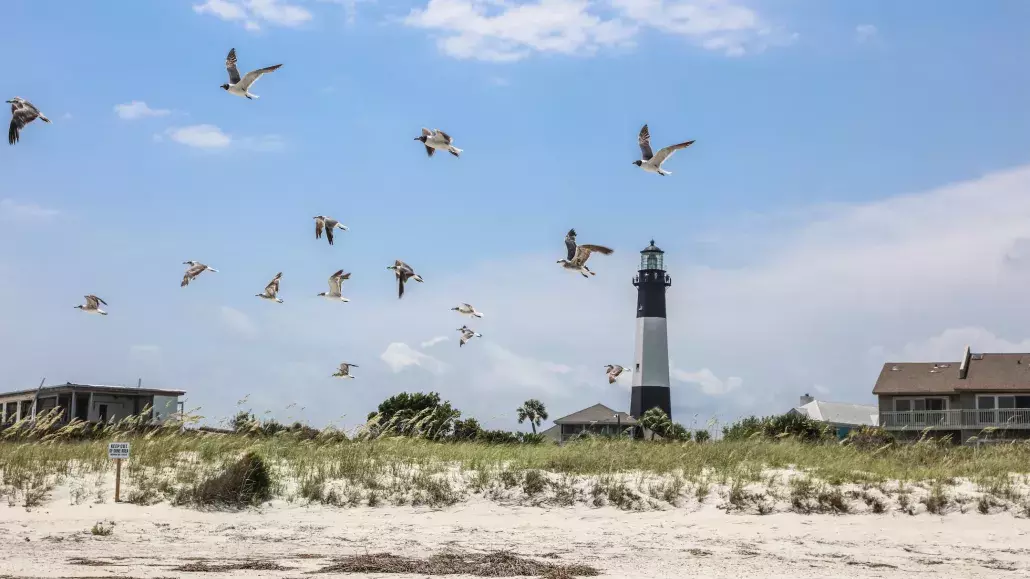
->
[879, 409, 1030, 430]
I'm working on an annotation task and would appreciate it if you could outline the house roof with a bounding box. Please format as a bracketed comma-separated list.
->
[792, 400, 878, 427]
[0, 382, 186, 398]
[873, 353, 1030, 395]
[553, 403, 638, 425]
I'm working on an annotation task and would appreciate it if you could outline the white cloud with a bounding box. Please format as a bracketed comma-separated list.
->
[671, 367, 742, 396]
[165, 125, 232, 149]
[0, 199, 59, 222]
[114, 101, 171, 120]
[219, 306, 258, 339]
[381, 342, 447, 374]
[481, 342, 585, 394]
[421, 336, 449, 348]
[855, 23, 877, 43]
[404, 0, 793, 62]
[193, 0, 312, 30]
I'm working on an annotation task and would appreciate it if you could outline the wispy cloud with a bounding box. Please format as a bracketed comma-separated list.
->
[420, 336, 449, 348]
[671, 367, 743, 396]
[164, 125, 232, 149]
[404, 0, 795, 62]
[219, 306, 258, 339]
[380, 342, 447, 374]
[0, 199, 59, 222]
[855, 24, 878, 43]
[193, 0, 313, 30]
[114, 101, 171, 120]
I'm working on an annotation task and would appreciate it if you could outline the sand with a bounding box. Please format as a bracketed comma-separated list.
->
[2, 490, 1030, 579]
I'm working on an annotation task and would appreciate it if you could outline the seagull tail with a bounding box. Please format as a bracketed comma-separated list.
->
[473, 312, 484, 318]
[208, 268, 219, 273]
[39, 115, 51, 124]
[413, 274, 424, 283]
[276, 298, 284, 303]
[448, 147, 462, 157]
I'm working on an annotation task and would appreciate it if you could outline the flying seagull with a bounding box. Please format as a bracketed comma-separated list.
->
[317, 269, 351, 302]
[558, 228, 614, 277]
[75, 295, 108, 315]
[313, 216, 349, 246]
[386, 260, 423, 299]
[7, 97, 50, 146]
[221, 48, 282, 100]
[633, 124, 695, 176]
[256, 272, 284, 303]
[332, 362, 358, 379]
[451, 303, 484, 318]
[457, 325, 482, 347]
[414, 128, 462, 158]
[605, 364, 626, 384]
[181, 261, 218, 288]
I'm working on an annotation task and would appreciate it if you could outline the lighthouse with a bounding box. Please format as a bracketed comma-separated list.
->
[630, 240, 672, 424]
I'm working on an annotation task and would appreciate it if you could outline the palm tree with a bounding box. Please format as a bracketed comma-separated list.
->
[516, 399, 548, 434]
[640, 407, 672, 441]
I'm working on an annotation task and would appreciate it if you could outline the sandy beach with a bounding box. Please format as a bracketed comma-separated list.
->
[2, 494, 1030, 579]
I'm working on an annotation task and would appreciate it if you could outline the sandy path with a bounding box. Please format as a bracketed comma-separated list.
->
[1, 499, 1029, 578]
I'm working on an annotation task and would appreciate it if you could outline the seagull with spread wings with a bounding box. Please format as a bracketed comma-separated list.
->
[221, 48, 282, 100]
[7, 97, 50, 145]
[558, 228, 614, 277]
[632, 124, 695, 176]
[414, 128, 462, 158]
[75, 295, 108, 315]
[332, 362, 358, 379]
[457, 325, 482, 347]
[605, 364, 627, 384]
[313, 216, 348, 246]
[181, 261, 218, 288]
[255, 272, 284, 303]
[317, 269, 351, 302]
[450, 303, 484, 318]
[386, 260, 423, 299]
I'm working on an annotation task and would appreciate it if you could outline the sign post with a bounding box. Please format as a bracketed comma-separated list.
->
[108, 442, 130, 502]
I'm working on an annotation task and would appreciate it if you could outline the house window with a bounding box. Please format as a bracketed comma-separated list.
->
[892, 397, 949, 426]
[975, 395, 1030, 425]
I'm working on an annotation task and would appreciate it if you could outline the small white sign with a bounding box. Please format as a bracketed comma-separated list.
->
[108, 442, 130, 460]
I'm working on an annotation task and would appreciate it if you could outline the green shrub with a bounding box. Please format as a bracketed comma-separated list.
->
[175, 451, 272, 507]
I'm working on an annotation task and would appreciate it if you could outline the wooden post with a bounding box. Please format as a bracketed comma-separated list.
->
[114, 459, 122, 503]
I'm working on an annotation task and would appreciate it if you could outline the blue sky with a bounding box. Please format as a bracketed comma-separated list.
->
[1, 0, 1029, 432]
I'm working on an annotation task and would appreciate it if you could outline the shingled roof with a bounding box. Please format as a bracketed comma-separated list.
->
[553, 403, 638, 425]
[873, 349, 1030, 395]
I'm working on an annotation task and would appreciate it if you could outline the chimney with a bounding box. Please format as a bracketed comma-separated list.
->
[958, 345, 971, 379]
[799, 393, 814, 406]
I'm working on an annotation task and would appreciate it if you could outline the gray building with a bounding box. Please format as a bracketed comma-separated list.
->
[788, 394, 878, 439]
[874, 346, 1030, 444]
[541, 403, 640, 444]
[0, 382, 185, 425]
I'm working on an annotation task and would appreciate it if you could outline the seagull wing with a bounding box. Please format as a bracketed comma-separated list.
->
[265, 272, 282, 296]
[238, 64, 283, 91]
[397, 270, 405, 299]
[424, 145, 435, 157]
[226, 48, 241, 85]
[84, 295, 98, 309]
[421, 127, 432, 137]
[340, 271, 351, 281]
[329, 269, 344, 294]
[573, 244, 614, 266]
[326, 224, 335, 245]
[315, 217, 324, 239]
[652, 140, 696, 167]
[9, 106, 38, 145]
[565, 229, 577, 261]
[436, 129, 453, 144]
[638, 124, 654, 161]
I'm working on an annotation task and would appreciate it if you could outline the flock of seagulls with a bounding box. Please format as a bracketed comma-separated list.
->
[14, 45, 696, 386]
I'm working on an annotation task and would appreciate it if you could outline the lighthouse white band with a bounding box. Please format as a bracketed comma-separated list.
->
[633, 317, 671, 388]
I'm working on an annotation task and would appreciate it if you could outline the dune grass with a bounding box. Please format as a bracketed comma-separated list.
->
[1, 408, 1029, 513]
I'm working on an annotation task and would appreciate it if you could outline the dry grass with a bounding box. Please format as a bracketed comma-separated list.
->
[2, 407, 1030, 514]
[313, 550, 599, 577]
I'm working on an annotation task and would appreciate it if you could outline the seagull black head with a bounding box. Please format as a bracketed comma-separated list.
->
[632, 160, 643, 166]
[220, 84, 230, 91]
[414, 135, 427, 143]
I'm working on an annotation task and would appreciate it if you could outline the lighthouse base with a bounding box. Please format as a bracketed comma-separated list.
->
[630, 386, 671, 433]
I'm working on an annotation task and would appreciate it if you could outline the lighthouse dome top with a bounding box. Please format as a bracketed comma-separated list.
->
[641, 240, 664, 254]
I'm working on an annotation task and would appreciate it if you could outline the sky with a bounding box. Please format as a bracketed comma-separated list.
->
[1, 0, 1029, 433]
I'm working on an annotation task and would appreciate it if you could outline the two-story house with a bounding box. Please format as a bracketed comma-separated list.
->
[874, 346, 1030, 444]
